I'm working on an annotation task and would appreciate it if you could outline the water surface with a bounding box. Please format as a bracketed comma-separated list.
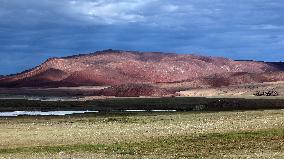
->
[0, 110, 177, 116]
[0, 111, 98, 117]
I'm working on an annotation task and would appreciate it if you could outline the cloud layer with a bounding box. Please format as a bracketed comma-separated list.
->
[0, 0, 284, 74]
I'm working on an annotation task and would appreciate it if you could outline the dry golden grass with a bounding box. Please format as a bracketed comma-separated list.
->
[0, 110, 283, 158]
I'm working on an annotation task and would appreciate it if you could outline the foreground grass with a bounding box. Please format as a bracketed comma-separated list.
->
[0, 110, 283, 158]
[0, 129, 283, 158]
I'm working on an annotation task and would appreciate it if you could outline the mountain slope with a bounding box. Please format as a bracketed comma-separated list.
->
[0, 50, 283, 95]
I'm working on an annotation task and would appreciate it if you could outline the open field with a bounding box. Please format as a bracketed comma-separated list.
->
[0, 110, 283, 158]
[178, 81, 284, 97]
[0, 86, 108, 97]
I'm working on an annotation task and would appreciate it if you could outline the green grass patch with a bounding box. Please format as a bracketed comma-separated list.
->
[1, 128, 283, 157]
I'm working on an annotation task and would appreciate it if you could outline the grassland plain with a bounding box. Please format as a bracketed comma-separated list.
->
[0, 110, 283, 158]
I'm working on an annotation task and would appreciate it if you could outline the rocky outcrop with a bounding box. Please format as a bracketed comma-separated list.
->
[254, 90, 279, 96]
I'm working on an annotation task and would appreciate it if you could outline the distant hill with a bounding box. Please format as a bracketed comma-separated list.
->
[267, 62, 284, 70]
[0, 49, 284, 96]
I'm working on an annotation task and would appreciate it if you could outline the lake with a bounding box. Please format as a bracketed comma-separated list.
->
[0, 110, 177, 116]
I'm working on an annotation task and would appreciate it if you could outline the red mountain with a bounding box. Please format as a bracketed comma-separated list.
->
[0, 50, 283, 96]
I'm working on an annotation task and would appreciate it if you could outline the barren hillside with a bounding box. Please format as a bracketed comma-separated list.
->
[0, 49, 284, 96]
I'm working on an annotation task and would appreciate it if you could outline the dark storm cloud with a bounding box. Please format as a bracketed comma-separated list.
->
[0, 0, 284, 74]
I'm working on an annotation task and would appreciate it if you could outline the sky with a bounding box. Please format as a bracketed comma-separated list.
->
[0, 0, 284, 75]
